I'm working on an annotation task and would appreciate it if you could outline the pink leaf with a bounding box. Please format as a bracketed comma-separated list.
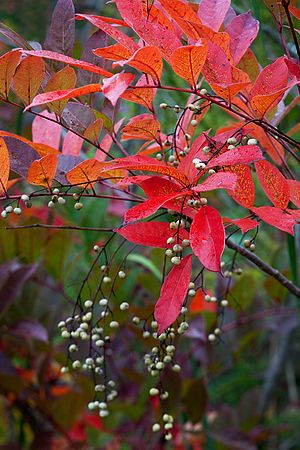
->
[226, 12, 259, 64]
[62, 131, 83, 156]
[32, 110, 61, 150]
[190, 206, 225, 272]
[251, 206, 296, 235]
[154, 255, 192, 334]
[24, 50, 113, 77]
[102, 72, 135, 106]
[206, 145, 263, 168]
[197, 0, 231, 31]
[116, 221, 189, 248]
[192, 172, 237, 193]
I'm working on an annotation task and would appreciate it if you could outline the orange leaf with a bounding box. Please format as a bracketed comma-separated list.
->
[93, 43, 133, 61]
[66, 159, 126, 187]
[25, 84, 102, 110]
[170, 44, 208, 87]
[210, 67, 251, 101]
[0, 49, 22, 98]
[190, 290, 217, 314]
[255, 160, 289, 209]
[27, 154, 58, 187]
[122, 114, 160, 141]
[84, 119, 103, 144]
[13, 56, 45, 104]
[45, 65, 77, 115]
[32, 143, 60, 157]
[121, 75, 155, 110]
[115, 46, 163, 83]
[159, 0, 201, 38]
[0, 138, 10, 195]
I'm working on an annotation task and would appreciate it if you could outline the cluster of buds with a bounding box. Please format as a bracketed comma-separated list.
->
[47, 188, 67, 208]
[1, 193, 33, 218]
[152, 413, 175, 441]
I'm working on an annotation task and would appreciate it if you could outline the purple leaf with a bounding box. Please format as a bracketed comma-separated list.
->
[226, 11, 259, 64]
[197, 0, 231, 31]
[11, 320, 49, 343]
[55, 154, 83, 184]
[0, 262, 37, 318]
[44, 0, 75, 59]
[61, 103, 95, 135]
[3, 137, 39, 176]
[78, 30, 109, 87]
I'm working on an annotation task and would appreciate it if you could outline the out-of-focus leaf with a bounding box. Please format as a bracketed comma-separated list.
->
[183, 379, 208, 422]
[102, 72, 135, 106]
[0, 261, 37, 318]
[127, 254, 161, 280]
[10, 320, 48, 343]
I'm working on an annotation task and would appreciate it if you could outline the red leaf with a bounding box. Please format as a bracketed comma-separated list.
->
[76, 14, 139, 54]
[115, 46, 163, 83]
[249, 57, 291, 117]
[66, 159, 125, 186]
[154, 255, 192, 334]
[131, 175, 181, 198]
[192, 172, 237, 193]
[190, 206, 225, 272]
[124, 191, 190, 223]
[32, 110, 61, 150]
[197, 0, 231, 31]
[207, 145, 263, 168]
[102, 155, 189, 185]
[170, 44, 208, 87]
[102, 72, 135, 106]
[25, 84, 102, 110]
[24, 50, 113, 78]
[0, 138, 10, 195]
[116, 221, 189, 248]
[251, 206, 296, 235]
[225, 165, 255, 208]
[226, 12, 259, 64]
[27, 154, 58, 187]
[223, 217, 259, 233]
[288, 180, 300, 208]
[255, 160, 289, 209]
[114, 0, 181, 58]
[0, 49, 22, 98]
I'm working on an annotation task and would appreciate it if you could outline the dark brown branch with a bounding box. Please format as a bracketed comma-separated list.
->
[226, 238, 300, 298]
[282, 0, 300, 60]
[6, 224, 114, 232]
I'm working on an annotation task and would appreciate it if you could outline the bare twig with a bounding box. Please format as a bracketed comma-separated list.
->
[226, 238, 300, 298]
[6, 224, 114, 232]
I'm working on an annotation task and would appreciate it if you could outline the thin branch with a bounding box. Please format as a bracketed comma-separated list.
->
[282, 0, 300, 59]
[6, 224, 114, 232]
[226, 238, 300, 298]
